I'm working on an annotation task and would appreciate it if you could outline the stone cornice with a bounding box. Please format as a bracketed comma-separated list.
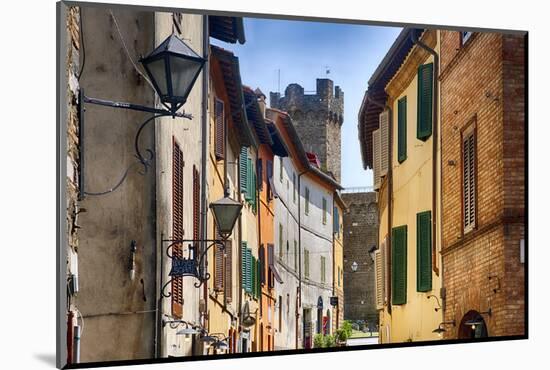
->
[385, 30, 437, 105]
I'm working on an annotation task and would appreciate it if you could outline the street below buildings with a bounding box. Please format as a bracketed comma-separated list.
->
[346, 337, 379, 346]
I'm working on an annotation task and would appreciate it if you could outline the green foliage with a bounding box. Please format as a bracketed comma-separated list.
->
[313, 333, 337, 348]
[324, 334, 336, 347]
[341, 320, 353, 338]
[313, 333, 325, 348]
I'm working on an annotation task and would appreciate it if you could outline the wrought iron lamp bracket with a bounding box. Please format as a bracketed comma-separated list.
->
[160, 238, 227, 298]
[78, 89, 193, 199]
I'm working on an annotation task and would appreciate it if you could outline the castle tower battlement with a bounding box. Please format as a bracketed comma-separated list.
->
[270, 78, 344, 182]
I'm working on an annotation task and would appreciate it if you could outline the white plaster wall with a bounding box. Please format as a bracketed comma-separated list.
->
[154, 12, 204, 358]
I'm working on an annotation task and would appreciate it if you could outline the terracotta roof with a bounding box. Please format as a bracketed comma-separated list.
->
[210, 45, 257, 148]
[209, 16, 246, 44]
[243, 85, 272, 146]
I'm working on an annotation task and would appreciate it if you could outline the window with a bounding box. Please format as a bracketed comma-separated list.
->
[304, 249, 310, 278]
[214, 226, 225, 292]
[214, 98, 225, 160]
[321, 256, 326, 283]
[278, 295, 283, 333]
[279, 223, 284, 258]
[279, 157, 283, 182]
[240, 147, 257, 212]
[337, 266, 341, 287]
[242, 242, 253, 294]
[461, 31, 473, 45]
[294, 240, 298, 271]
[333, 206, 339, 235]
[417, 63, 433, 141]
[322, 197, 327, 224]
[171, 140, 184, 318]
[257, 158, 263, 192]
[392, 225, 407, 305]
[416, 211, 432, 292]
[292, 173, 296, 203]
[305, 187, 310, 215]
[397, 96, 407, 163]
[224, 240, 233, 303]
[463, 125, 477, 232]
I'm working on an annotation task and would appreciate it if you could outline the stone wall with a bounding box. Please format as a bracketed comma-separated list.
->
[341, 192, 378, 326]
[270, 79, 343, 182]
[65, 5, 81, 365]
[440, 31, 525, 338]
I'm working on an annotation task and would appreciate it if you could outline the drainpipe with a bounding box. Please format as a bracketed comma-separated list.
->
[411, 31, 440, 279]
[367, 94, 392, 315]
[296, 169, 307, 348]
[200, 14, 210, 333]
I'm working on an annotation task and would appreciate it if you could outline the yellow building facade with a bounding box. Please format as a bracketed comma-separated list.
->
[368, 29, 444, 343]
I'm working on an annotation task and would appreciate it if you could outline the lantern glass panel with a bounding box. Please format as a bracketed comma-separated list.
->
[147, 58, 168, 97]
[170, 55, 203, 100]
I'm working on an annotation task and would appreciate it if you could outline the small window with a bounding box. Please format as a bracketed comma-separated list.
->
[279, 223, 284, 258]
[292, 173, 296, 203]
[304, 249, 310, 278]
[320, 256, 326, 283]
[463, 124, 477, 232]
[461, 31, 473, 45]
[322, 197, 327, 225]
[305, 187, 310, 215]
[294, 240, 298, 271]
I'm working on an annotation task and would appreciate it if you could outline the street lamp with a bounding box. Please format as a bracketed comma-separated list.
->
[79, 33, 206, 198]
[351, 261, 358, 272]
[140, 34, 206, 115]
[209, 196, 243, 240]
[160, 195, 242, 293]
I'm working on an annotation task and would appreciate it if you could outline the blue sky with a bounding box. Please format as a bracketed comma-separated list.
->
[212, 18, 401, 188]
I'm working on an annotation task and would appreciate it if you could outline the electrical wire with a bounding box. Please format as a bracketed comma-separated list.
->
[108, 9, 156, 92]
[77, 7, 85, 81]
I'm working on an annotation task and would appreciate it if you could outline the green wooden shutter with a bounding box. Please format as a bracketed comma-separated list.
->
[392, 225, 407, 305]
[417, 63, 433, 141]
[398, 96, 407, 163]
[245, 247, 252, 293]
[250, 258, 258, 297]
[241, 241, 247, 290]
[245, 157, 253, 201]
[240, 147, 248, 193]
[417, 211, 432, 292]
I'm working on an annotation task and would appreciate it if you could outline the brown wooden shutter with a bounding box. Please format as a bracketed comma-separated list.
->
[172, 139, 184, 318]
[259, 244, 266, 285]
[224, 241, 233, 303]
[214, 226, 224, 292]
[267, 244, 274, 289]
[214, 98, 225, 160]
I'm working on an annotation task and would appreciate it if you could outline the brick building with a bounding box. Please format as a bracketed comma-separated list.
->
[341, 191, 379, 327]
[270, 79, 344, 182]
[440, 31, 526, 339]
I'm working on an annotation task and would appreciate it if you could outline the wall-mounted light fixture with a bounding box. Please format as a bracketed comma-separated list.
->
[432, 320, 456, 337]
[160, 194, 242, 297]
[79, 33, 206, 199]
[427, 294, 443, 312]
[351, 261, 358, 272]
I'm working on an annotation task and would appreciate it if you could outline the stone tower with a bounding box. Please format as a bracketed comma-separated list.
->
[341, 191, 379, 327]
[270, 78, 344, 182]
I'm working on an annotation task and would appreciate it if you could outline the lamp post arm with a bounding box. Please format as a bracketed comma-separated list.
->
[82, 94, 193, 119]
